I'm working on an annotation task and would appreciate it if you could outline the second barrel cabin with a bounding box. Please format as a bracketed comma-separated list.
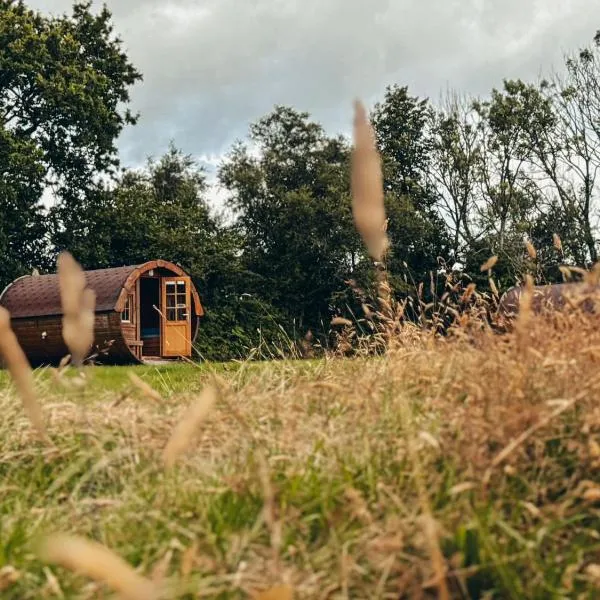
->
[0, 259, 204, 365]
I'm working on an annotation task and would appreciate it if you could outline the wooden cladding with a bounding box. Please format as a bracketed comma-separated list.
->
[11, 312, 135, 366]
[0, 259, 204, 365]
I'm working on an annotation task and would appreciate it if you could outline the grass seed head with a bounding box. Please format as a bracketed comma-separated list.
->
[480, 256, 498, 272]
[514, 275, 534, 340]
[0, 306, 47, 440]
[37, 533, 158, 600]
[163, 384, 217, 468]
[256, 584, 293, 600]
[559, 265, 573, 281]
[350, 99, 389, 262]
[129, 372, 162, 402]
[57, 251, 95, 365]
[57, 252, 86, 316]
[553, 233, 563, 252]
[0, 566, 20, 591]
[488, 277, 499, 298]
[331, 317, 353, 327]
[525, 239, 537, 260]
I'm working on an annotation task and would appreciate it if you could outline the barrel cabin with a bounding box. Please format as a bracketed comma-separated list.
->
[0, 260, 204, 366]
[496, 281, 600, 327]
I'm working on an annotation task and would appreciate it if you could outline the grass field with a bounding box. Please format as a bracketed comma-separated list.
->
[2, 314, 600, 599]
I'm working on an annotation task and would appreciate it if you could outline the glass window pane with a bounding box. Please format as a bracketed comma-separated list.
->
[122, 295, 132, 322]
[177, 282, 186, 295]
[177, 308, 186, 320]
[167, 308, 176, 321]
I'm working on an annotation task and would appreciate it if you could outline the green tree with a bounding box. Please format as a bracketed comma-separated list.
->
[53, 144, 217, 271]
[218, 106, 362, 333]
[0, 0, 141, 287]
[472, 86, 539, 253]
[369, 85, 452, 300]
[371, 84, 434, 209]
[428, 91, 481, 258]
[473, 57, 600, 281]
[0, 130, 48, 288]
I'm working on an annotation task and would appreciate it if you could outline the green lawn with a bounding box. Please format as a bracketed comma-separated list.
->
[0, 358, 330, 400]
[0, 361, 222, 396]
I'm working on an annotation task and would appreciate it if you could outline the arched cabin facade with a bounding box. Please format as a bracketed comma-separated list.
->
[0, 260, 204, 366]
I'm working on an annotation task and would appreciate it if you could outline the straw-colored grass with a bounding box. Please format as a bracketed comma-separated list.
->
[3, 309, 600, 598]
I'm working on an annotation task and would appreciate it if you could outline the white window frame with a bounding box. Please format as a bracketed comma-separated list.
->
[121, 294, 133, 323]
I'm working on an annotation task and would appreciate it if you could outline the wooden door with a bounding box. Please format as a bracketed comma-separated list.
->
[160, 276, 192, 357]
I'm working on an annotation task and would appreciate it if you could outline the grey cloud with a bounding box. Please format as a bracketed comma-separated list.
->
[26, 0, 600, 172]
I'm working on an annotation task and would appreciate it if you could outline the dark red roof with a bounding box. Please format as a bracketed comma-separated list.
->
[0, 265, 138, 318]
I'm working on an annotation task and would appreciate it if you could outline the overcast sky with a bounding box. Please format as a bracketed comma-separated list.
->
[28, 0, 600, 190]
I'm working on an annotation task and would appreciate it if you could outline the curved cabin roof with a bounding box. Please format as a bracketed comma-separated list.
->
[0, 260, 203, 319]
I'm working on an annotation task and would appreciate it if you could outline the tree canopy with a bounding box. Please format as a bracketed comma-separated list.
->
[0, 0, 141, 285]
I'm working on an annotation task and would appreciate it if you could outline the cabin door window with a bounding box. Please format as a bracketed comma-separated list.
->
[160, 277, 192, 357]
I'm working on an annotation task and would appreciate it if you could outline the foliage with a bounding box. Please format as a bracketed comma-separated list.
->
[370, 85, 452, 303]
[371, 84, 434, 209]
[0, 129, 48, 287]
[52, 144, 216, 270]
[218, 106, 363, 336]
[0, 0, 141, 288]
[51, 143, 292, 361]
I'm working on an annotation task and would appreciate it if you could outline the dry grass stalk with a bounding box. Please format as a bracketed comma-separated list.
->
[163, 384, 217, 468]
[180, 542, 198, 578]
[37, 533, 158, 600]
[488, 277, 499, 298]
[420, 515, 450, 599]
[514, 275, 534, 350]
[448, 482, 476, 496]
[525, 239, 537, 260]
[57, 252, 96, 366]
[256, 584, 293, 600]
[480, 256, 498, 272]
[6, 302, 600, 596]
[0, 306, 47, 440]
[331, 317, 353, 327]
[347, 98, 400, 343]
[482, 395, 580, 486]
[0, 566, 20, 591]
[377, 274, 393, 320]
[404, 408, 450, 600]
[257, 450, 283, 579]
[553, 233, 563, 252]
[129, 372, 162, 402]
[151, 548, 173, 584]
[350, 99, 388, 262]
[461, 283, 476, 303]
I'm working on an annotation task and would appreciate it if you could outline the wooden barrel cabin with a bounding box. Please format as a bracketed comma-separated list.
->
[0, 260, 204, 366]
[496, 281, 600, 326]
